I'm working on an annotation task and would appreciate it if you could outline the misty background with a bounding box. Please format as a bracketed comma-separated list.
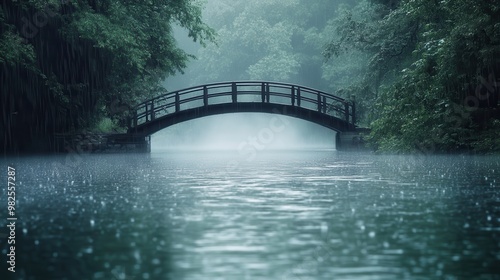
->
[153, 0, 355, 151]
[151, 113, 336, 151]
[3, 0, 498, 154]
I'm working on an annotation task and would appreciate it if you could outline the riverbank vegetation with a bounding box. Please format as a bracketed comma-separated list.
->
[0, 0, 214, 153]
[179, 0, 499, 153]
[336, 0, 500, 153]
[1, 0, 499, 153]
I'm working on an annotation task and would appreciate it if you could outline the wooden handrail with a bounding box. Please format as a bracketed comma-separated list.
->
[130, 81, 356, 128]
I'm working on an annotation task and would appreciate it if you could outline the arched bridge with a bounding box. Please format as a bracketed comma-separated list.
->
[120, 81, 366, 151]
[128, 81, 357, 134]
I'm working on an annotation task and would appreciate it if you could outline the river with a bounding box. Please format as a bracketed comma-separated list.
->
[1, 151, 499, 279]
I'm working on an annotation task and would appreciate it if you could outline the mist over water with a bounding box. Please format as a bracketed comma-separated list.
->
[151, 113, 336, 152]
[4, 152, 500, 279]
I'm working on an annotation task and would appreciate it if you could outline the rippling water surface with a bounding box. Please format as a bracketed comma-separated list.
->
[2, 151, 500, 279]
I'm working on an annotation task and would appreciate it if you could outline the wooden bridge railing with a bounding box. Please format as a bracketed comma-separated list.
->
[129, 81, 356, 128]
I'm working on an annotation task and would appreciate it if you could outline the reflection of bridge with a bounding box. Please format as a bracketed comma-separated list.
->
[122, 81, 367, 152]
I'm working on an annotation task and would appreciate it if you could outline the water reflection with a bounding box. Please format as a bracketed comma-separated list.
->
[1, 152, 499, 279]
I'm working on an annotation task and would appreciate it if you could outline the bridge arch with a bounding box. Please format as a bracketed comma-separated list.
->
[127, 81, 358, 137]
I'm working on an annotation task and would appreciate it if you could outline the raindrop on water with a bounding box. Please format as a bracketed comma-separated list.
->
[133, 250, 141, 261]
[320, 222, 328, 234]
[83, 247, 93, 254]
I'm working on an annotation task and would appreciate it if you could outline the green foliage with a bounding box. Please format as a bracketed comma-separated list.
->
[1, 0, 214, 152]
[4, 0, 497, 153]
[181, 0, 345, 87]
[325, 0, 500, 153]
[0, 30, 36, 66]
[320, 0, 417, 124]
[247, 51, 301, 80]
[93, 117, 124, 133]
[470, 120, 500, 153]
[188, 0, 304, 82]
[367, 63, 476, 153]
[0, 6, 36, 67]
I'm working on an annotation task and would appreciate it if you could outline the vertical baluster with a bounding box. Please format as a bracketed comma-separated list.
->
[175, 92, 180, 112]
[291, 86, 295, 106]
[203, 86, 208, 107]
[232, 82, 237, 103]
[322, 96, 327, 113]
[266, 83, 270, 102]
[317, 92, 321, 112]
[297, 87, 301, 106]
[151, 101, 155, 120]
[145, 103, 149, 122]
[261, 82, 266, 103]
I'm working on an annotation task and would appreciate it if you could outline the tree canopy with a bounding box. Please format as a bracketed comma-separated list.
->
[188, 0, 499, 153]
[2, 0, 499, 153]
[324, 0, 500, 153]
[1, 0, 214, 153]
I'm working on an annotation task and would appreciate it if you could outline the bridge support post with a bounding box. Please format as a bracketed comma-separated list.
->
[175, 92, 180, 112]
[131, 135, 150, 153]
[266, 83, 270, 102]
[336, 129, 371, 151]
[232, 82, 237, 103]
[150, 102, 155, 120]
[317, 92, 321, 112]
[261, 82, 265, 103]
[297, 87, 301, 106]
[344, 102, 349, 123]
[203, 86, 208, 107]
[322, 96, 327, 113]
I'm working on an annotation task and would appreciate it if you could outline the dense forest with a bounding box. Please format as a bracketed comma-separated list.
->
[1, 0, 499, 154]
[1, 0, 214, 153]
